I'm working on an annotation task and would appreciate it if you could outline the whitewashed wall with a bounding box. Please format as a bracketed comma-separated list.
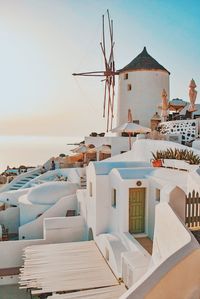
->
[84, 165, 97, 237]
[44, 216, 86, 242]
[152, 203, 191, 265]
[19, 202, 51, 225]
[168, 187, 186, 222]
[187, 170, 200, 194]
[0, 188, 29, 206]
[85, 136, 134, 155]
[67, 167, 86, 184]
[109, 170, 150, 234]
[0, 216, 85, 273]
[0, 207, 19, 233]
[27, 181, 78, 205]
[19, 194, 77, 239]
[108, 139, 200, 164]
[117, 70, 169, 127]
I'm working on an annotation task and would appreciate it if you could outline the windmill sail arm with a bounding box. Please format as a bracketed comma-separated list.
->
[72, 10, 117, 132]
[72, 71, 105, 76]
[73, 70, 119, 77]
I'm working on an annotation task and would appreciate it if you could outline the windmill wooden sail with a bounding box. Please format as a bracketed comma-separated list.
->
[72, 10, 118, 131]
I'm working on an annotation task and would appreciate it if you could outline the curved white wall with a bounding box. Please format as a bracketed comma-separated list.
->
[152, 203, 191, 265]
[19, 194, 77, 239]
[117, 70, 169, 127]
[0, 188, 29, 206]
[19, 202, 52, 225]
[27, 181, 78, 205]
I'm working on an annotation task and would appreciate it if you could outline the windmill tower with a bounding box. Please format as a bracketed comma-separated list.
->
[117, 47, 170, 127]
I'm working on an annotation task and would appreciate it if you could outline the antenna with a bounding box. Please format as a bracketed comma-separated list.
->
[72, 10, 118, 131]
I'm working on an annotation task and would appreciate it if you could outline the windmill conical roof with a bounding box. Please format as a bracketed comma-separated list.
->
[119, 47, 170, 74]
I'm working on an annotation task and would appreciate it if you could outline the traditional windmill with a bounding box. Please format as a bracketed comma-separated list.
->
[72, 10, 118, 132]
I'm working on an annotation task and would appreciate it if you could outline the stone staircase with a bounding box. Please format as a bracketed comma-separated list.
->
[9, 172, 41, 191]
[0, 167, 42, 193]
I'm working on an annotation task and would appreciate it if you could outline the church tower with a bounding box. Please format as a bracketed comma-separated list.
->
[117, 47, 170, 127]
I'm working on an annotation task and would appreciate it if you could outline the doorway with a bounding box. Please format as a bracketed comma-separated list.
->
[129, 188, 146, 234]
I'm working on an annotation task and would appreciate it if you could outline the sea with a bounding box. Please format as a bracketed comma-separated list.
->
[0, 136, 82, 173]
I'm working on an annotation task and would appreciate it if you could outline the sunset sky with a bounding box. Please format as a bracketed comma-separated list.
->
[0, 0, 200, 136]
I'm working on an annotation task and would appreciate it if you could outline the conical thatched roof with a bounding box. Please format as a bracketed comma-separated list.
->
[119, 47, 170, 74]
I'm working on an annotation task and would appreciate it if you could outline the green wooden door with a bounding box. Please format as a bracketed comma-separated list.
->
[129, 188, 145, 234]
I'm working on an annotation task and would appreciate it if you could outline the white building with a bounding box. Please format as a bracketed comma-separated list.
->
[117, 47, 170, 127]
[0, 140, 199, 299]
[76, 139, 200, 297]
[0, 168, 85, 240]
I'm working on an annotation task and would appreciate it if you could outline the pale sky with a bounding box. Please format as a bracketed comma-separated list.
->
[0, 0, 200, 136]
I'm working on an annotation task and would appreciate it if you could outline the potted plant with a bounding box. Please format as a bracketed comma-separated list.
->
[151, 148, 200, 169]
[151, 151, 163, 167]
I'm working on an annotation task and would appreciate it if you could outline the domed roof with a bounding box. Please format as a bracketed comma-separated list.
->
[119, 47, 170, 74]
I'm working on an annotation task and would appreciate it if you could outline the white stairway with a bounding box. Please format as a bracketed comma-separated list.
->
[0, 167, 42, 193]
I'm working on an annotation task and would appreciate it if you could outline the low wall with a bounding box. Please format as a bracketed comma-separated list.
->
[44, 216, 86, 242]
[0, 238, 46, 268]
[0, 217, 86, 270]
[144, 249, 200, 299]
[19, 194, 77, 239]
[119, 203, 198, 299]
[152, 203, 191, 265]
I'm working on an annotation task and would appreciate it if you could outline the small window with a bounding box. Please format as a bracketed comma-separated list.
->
[156, 188, 160, 202]
[89, 182, 93, 197]
[124, 73, 128, 80]
[112, 188, 117, 207]
[127, 84, 132, 91]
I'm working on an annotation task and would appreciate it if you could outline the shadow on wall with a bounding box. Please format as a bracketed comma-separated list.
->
[169, 186, 186, 223]
[88, 228, 94, 241]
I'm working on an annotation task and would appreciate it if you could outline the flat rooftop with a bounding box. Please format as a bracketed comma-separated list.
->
[93, 161, 151, 175]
